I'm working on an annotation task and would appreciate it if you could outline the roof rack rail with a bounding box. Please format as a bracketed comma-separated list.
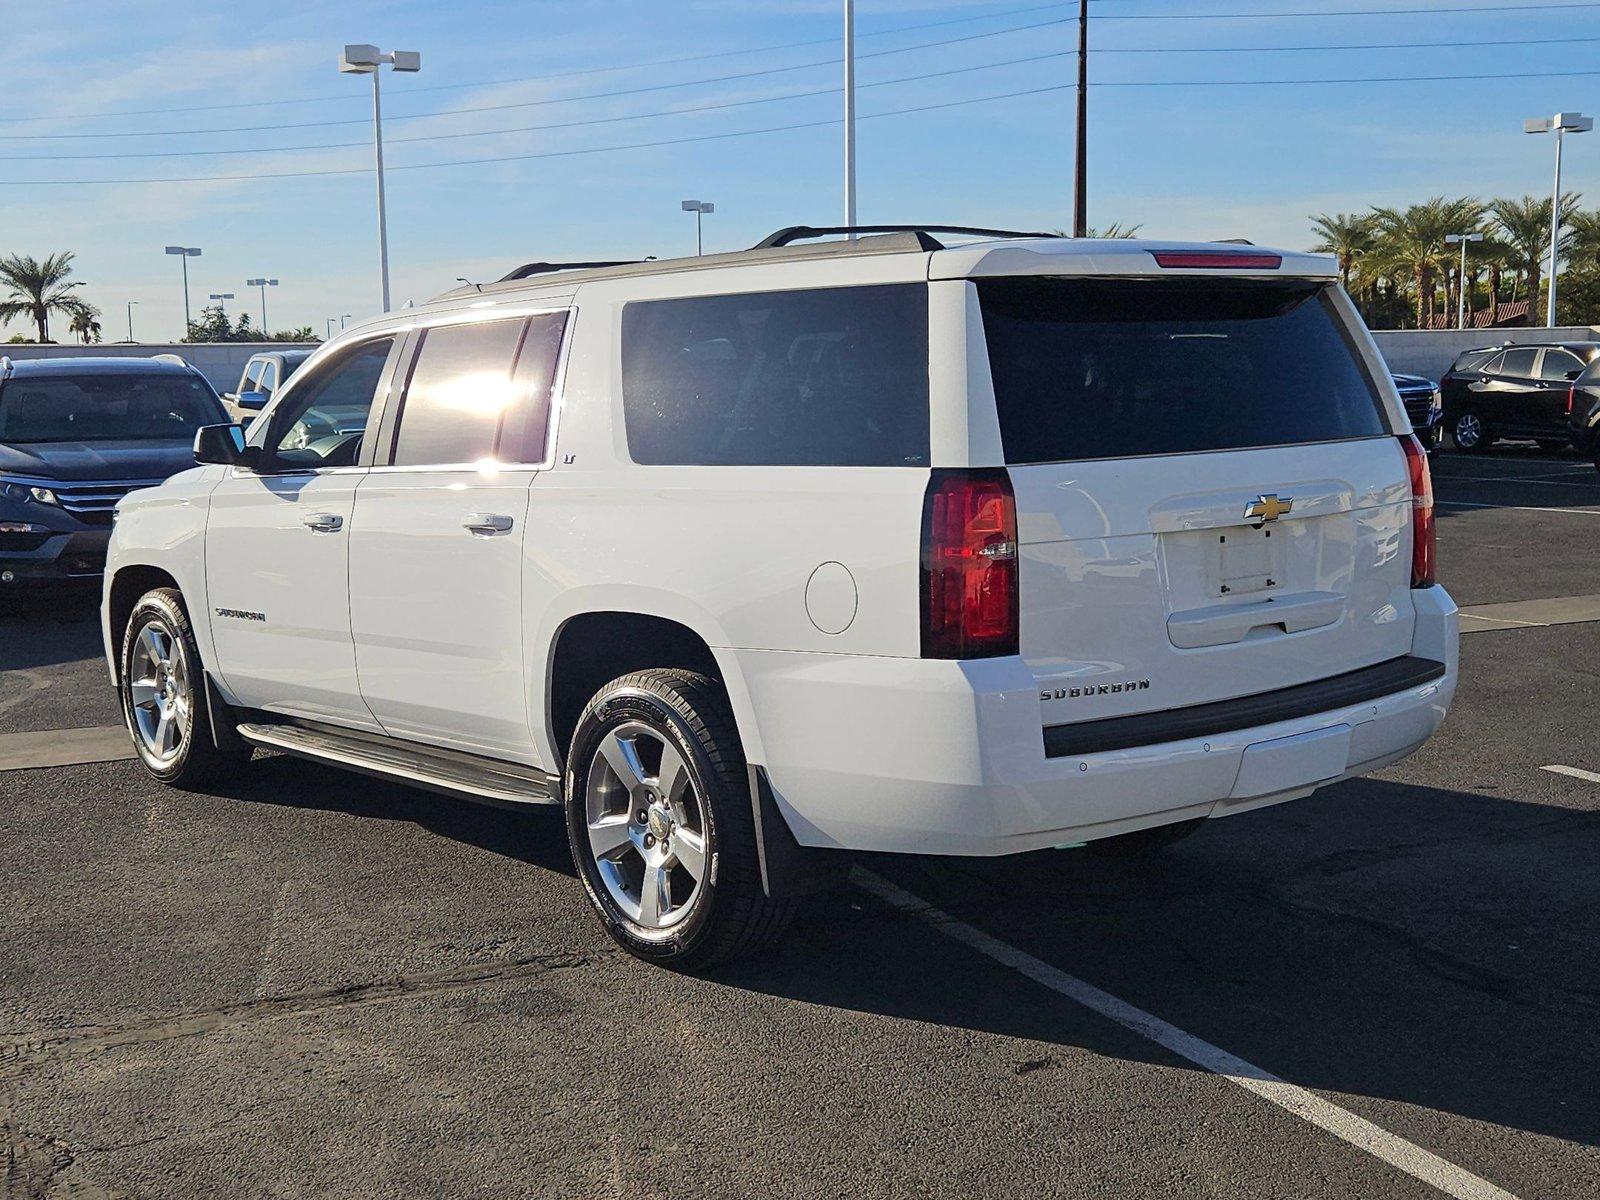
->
[753, 224, 1054, 250]
[497, 259, 647, 283]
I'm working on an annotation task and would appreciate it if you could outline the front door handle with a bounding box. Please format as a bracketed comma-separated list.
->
[462, 512, 514, 536]
[302, 512, 344, 533]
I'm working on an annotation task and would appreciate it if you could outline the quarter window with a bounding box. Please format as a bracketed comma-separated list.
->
[620, 284, 930, 466]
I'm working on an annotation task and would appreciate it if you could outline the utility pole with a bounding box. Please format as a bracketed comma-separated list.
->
[843, 0, 857, 233]
[1072, 0, 1088, 238]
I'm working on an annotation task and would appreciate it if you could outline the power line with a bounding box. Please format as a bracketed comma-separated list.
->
[1095, 1, 1600, 15]
[1098, 33, 1600, 52]
[6, 66, 1600, 187]
[0, 52, 1075, 161]
[13, 31, 1600, 162]
[0, 3, 1074, 125]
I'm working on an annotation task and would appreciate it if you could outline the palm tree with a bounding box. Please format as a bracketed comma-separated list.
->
[1566, 209, 1600, 270]
[0, 251, 91, 343]
[1368, 199, 1457, 328]
[69, 304, 103, 344]
[1309, 212, 1373, 292]
[1490, 194, 1579, 323]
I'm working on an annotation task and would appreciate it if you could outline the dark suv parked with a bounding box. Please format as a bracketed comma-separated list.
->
[0, 356, 227, 587]
[1391, 372, 1443, 450]
[1440, 341, 1600, 451]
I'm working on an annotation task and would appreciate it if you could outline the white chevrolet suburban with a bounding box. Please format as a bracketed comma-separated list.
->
[102, 225, 1458, 968]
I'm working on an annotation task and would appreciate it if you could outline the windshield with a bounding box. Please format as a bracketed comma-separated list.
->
[0, 373, 225, 444]
[977, 277, 1388, 464]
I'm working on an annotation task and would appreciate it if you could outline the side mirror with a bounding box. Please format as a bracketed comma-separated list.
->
[236, 390, 270, 411]
[194, 423, 254, 467]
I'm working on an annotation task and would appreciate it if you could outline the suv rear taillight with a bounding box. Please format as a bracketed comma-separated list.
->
[920, 468, 1019, 658]
[1567, 384, 1577, 417]
[1400, 434, 1435, 589]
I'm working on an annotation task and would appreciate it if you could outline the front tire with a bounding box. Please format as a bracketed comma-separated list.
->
[119, 587, 251, 788]
[1452, 410, 1491, 453]
[564, 669, 795, 969]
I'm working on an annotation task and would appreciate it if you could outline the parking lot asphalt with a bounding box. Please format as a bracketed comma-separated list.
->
[3, 449, 1598, 1200]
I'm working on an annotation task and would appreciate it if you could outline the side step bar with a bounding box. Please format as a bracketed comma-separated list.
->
[236, 721, 559, 807]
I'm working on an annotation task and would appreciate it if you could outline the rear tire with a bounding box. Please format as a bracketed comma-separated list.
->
[118, 587, 252, 788]
[1452, 411, 1491, 453]
[564, 669, 796, 969]
[1083, 817, 1205, 859]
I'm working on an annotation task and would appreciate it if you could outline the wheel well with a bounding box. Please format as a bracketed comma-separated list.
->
[107, 565, 181, 676]
[548, 612, 722, 766]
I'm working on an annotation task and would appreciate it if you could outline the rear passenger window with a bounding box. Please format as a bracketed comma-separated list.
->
[620, 284, 929, 466]
[1498, 348, 1538, 378]
[1539, 349, 1585, 380]
[389, 312, 567, 467]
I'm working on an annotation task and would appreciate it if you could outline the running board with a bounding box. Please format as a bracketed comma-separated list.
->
[235, 721, 559, 807]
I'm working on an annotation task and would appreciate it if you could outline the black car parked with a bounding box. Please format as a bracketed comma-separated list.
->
[1439, 341, 1600, 452]
[1566, 358, 1600, 471]
[0, 356, 227, 587]
[1391, 372, 1443, 450]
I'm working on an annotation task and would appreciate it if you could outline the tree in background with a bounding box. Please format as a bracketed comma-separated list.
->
[1367, 199, 1458, 329]
[69, 304, 103, 344]
[0, 251, 95, 343]
[184, 305, 317, 343]
[1490, 194, 1579, 324]
[1309, 212, 1373, 292]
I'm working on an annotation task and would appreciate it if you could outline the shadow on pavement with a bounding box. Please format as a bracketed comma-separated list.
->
[713, 776, 1600, 1152]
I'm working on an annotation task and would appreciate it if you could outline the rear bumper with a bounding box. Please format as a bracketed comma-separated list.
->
[0, 528, 110, 585]
[733, 586, 1458, 856]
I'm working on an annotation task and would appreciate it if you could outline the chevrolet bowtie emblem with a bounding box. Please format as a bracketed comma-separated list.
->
[1244, 494, 1293, 523]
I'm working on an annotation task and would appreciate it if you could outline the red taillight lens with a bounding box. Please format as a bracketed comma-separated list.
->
[1567, 384, 1577, 417]
[921, 468, 1019, 658]
[1400, 434, 1435, 589]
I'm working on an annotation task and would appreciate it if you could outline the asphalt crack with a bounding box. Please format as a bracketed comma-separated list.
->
[0, 950, 598, 1080]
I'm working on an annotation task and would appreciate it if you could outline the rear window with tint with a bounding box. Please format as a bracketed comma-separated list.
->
[977, 278, 1388, 465]
[621, 284, 929, 466]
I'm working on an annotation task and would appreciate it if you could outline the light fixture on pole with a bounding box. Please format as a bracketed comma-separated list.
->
[1524, 111, 1592, 327]
[340, 43, 421, 314]
[163, 246, 201, 334]
[125, 301, 138, 344]
[246, 278, 278, 333]
[339, 313, 352, 330]
[681, 200, 715, 255]
[1444, 233, 1484, 330]
[326, 317, 337, 340]
[843, 0, 856, 234]
[208, 293, 235, 317]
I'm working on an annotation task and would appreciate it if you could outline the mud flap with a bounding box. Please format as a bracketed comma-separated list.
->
[748, 764, 848, 899]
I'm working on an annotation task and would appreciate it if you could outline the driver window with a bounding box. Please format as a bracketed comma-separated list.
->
[267, 338, 394, 471]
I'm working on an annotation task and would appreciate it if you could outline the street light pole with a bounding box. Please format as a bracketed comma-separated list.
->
[1073, 0, 1089, 238]
[681, 200, 715, 255]
[843, 0, 856, 233]
[126, 301, 138, 344]
[326, 318, 336, 340]
[163, 246, 201, 335]
[1444, 234, 1484, 330]
[340, 45, 421, 313]
[209, 293, 235, 318]
[246, 278, 279, 333]
[1525, 111, 1592, 327]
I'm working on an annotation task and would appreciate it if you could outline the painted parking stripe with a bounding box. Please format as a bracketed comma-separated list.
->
[1456, 594, 1600, 633]
[0, 726, 134, 771]
[1437, 474, 1600, 489]
[1541, 764, 1600, 785]
[1435, 500, 1600, 516]
[853, 868, 1520, 1200]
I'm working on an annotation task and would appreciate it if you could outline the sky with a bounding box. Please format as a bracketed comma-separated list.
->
[2, 0, 1597, 342]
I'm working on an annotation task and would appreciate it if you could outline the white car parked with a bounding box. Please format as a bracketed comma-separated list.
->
[102, 225, 1458, 967]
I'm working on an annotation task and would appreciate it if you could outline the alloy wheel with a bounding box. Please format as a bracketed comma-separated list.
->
[1454, 412, 1483, 450]
[584, 721, 709, 930]
[127, 620, 192, 763]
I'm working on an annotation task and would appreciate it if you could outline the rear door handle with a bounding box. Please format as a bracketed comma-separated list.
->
[462, 512, 514, 536]
[302, 512, 344, 533]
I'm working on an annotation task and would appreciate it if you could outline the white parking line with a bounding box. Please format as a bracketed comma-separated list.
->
[853, 868, 1520, 1200]
[1541, 764, 1600, 785]
[1436, 500, 1600, 516]
[1438, 474, 1600, 489]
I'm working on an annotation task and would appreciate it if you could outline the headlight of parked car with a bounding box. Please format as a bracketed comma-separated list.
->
[1429, 389, 1443, 415]
[0, 479, 60, 506]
